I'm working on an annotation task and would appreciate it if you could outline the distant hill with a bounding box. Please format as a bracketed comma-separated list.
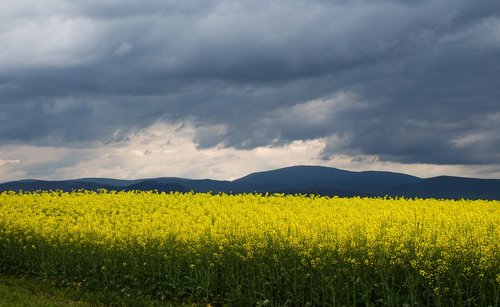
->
[123, 180, 190, 193]
[234, 165, 421, 194]
[74, 178, 143, 187]
[1, 165, 499, 200]
[0, 180, 117, 192]
[385, 176, 500, 200]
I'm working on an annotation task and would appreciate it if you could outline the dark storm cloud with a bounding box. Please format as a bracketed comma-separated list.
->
[1, 0, 499, 164]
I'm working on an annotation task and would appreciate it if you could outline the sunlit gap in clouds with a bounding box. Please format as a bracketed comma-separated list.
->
[1, 121, 499, 182]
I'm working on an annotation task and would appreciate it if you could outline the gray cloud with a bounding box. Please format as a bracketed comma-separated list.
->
[1, 0, 499, 168]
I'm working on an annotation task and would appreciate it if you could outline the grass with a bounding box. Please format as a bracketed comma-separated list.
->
[0, 275, 192, 307]
[0, 275, 93, 307]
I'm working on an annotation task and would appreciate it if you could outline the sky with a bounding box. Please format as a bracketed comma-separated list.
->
[1, 0, 500, 182]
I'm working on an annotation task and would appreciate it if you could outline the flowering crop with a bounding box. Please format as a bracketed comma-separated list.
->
[0, 191, 499, 305]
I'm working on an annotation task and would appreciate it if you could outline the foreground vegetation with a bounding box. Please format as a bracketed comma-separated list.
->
[0, 191, 499, 306]
[0, 274, 184, 306]
[0, 275, 92, 307]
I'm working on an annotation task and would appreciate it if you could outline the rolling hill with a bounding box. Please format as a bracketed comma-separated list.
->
[1, 165, 499, 200]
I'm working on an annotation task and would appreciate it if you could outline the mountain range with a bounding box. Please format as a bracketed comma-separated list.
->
[1, 166, 499, 200]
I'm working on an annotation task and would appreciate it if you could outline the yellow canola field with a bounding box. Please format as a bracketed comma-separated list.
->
[0, 191, 499, 306]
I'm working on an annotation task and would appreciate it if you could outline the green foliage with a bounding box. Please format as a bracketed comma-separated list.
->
[0, 275, 92, 307]
[0, 191, 499, 306]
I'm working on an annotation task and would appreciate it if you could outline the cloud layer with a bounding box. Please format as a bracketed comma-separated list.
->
[1, 0, 499, 180]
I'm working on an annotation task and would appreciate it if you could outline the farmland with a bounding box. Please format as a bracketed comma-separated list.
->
[0, 191, 499, 306]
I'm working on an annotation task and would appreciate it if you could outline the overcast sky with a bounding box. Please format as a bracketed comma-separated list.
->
[1, 0, 499, 181]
